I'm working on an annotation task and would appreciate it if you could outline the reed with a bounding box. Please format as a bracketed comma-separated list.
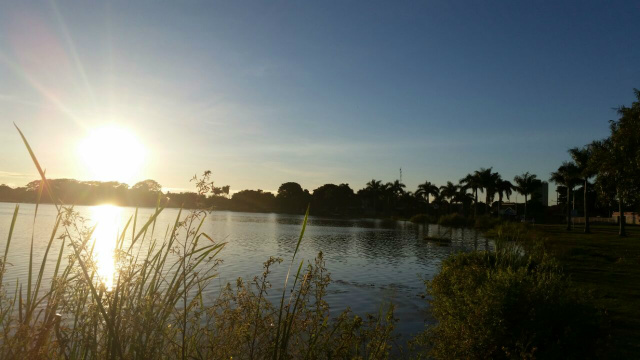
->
[0, 126, 395, 359]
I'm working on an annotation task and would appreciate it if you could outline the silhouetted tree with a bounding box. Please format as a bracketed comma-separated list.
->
[312, 183, 355, 216]
[569, 145, 596, 233]
[590, 89, 640, 236]
[460, 173, 481, 217]
[439, 182, 459, 214]
[415, 181, 439, 213]
[514, 172, 541, 221]
[496, 179, 514, 215]
[276, 182, 309, 214]
[231, 189, 276, 212]
[550, 162, 580, 230]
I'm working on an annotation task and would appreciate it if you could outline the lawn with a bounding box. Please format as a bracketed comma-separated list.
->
[531, 224, 640, 358]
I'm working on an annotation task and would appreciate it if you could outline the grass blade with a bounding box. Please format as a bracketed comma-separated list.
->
[273, 204, 310, 359]
[0, 204, 19, 285]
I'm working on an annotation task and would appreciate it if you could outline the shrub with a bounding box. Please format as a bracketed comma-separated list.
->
[437, 213, 471, 228]
[484, 222, 531, 241]
[413, 250, 603, 359]
[410, 213, 435, 224]
[473, 215, 502, 230]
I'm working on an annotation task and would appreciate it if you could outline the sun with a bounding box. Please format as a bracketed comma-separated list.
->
[78, 125, 146, 183]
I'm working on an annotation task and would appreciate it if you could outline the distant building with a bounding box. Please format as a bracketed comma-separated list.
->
[532, 181, 548, 207]
[612, 212, 639, 225]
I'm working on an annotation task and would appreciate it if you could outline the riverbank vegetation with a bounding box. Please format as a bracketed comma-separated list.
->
[516, 224, 640, 358]
[415, 249, 604, 359]
[416, 220, 640, 358]
[0, 205, 397, 359]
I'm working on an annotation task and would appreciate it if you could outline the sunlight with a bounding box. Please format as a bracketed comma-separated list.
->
[90, 204, 122, 291]
[78, 125, 146, 184]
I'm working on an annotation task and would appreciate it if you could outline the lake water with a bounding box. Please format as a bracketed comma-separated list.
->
[0, 202, 491, 343]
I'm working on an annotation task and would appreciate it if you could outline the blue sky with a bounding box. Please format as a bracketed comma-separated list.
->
[1, 1, 639, 201]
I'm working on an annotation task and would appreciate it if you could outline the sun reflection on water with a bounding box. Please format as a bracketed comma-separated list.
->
[90, 205, 122, 291]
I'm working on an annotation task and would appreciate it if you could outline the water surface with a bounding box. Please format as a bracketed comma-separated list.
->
[0, 203, 491, 342]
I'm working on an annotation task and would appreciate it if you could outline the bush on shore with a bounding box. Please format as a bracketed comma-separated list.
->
[436, 213, 472, 228]
[413, 249, 604, 359]
[473, 214, 502, 230]
[410, 213, 436, 224]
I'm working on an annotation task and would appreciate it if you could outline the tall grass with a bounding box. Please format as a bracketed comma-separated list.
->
[0, 125, 395, 359]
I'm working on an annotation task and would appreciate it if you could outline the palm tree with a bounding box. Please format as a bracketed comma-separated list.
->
[513, 172, 541, 221]
[460, 173, 481, 217]
[454, 188, 473, 215]
[439, 181, 459, 213]
[365, 179, 383, 213]
[415, 181, 439, 212]
[569, 146, 596, 233]
[389, 180, 406, 197]
[485, 171, 501, 215]
[382, 180, 405, 213]
[550, 162, 580, 230]
[475, 168, 497, 215]
[496, 179, 514, 215]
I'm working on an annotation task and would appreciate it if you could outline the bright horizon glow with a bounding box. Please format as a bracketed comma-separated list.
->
[77, 125, 146, 184]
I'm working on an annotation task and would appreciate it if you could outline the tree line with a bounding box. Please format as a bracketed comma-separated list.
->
[549, 89, 640, 236]
[1, 90, 638, 227]
[0, 170, 548, 219]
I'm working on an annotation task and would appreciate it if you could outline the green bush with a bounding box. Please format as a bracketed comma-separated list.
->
[414, 251, 603, 359]
[473, 215, 502, 230]
[437, 213, 471, 227]
[484, 222, 531, 241]
[410, 213, 435, 224]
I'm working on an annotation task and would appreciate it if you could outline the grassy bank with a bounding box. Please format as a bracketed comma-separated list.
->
[524, 224, 640, 358]
[416, 220, 640, 358]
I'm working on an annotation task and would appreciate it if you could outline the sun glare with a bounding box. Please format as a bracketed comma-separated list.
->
[78, 125, 146, 183]
[90, 204, 122, 291]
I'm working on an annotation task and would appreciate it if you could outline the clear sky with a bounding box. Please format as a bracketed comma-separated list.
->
[1, 1, 639, 200]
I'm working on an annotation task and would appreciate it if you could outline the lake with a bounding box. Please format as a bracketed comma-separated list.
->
[0, 202, 491, 343]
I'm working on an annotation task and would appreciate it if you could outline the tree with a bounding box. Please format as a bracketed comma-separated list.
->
[439, 182, 459, 213]
[569, 146, 596, 233]
[276, 182, 309, 214]
[454, 187, 473, 215]
[513, 172, 541, 221]
[415, 181, 439, 212]
[385, 179, 406, 212]
[485, 172, 501, 215]
[459, 173, 481, 217]
[231, 189, 276, 212]
[312, 183, 355, 216]
[475, 168, 499, 215]
[364, 179, 384, 214]
[590, 89, 640, 236]
[389, 179, 406, 197]
[133, 179, 162, 192]
[496, 179, 514, 215]
[550, 162, 580, 230]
